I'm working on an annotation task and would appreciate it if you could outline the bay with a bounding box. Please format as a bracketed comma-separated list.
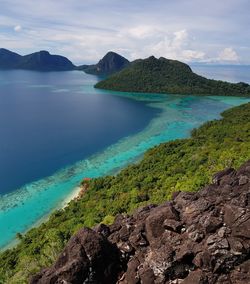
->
[0, 66, 249, 249]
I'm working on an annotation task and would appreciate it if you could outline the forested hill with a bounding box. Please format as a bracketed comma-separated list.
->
[0, 102, 250, 283]
[95, 56, 250, 96]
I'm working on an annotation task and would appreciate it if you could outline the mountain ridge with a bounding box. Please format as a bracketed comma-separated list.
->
[0, 49, 75, 71]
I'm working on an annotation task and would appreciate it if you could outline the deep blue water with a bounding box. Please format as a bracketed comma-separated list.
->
[0, 66, 249, 249]
[0, 70, 157, 194]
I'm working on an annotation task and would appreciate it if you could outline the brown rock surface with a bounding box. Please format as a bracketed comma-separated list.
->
[31, 160, 250, 284]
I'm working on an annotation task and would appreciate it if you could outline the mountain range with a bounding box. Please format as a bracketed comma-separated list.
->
[0, 49, 129, 74]
[0, 49, 75, 71]
[1, 48, 250, 97]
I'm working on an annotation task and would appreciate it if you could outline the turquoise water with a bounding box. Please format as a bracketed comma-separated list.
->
[0, 68, 250, 249]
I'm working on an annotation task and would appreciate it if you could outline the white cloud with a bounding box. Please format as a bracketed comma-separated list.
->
[218, 47, 239, 61]
[127, 25, 156, 39]
[149, 29, 205, 62]
[14, 25, 22, 32]
[1, 0, 249, 64]
[182, 50, 206, 60]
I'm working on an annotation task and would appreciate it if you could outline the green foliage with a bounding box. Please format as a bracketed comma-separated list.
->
[102, 215, 115, 225]
[95, 56, 250, 97]
[0, 102, 250, 283]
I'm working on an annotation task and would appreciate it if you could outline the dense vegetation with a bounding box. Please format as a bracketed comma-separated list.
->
[95, 56, 250, 97]
[0, 102, 250, 283]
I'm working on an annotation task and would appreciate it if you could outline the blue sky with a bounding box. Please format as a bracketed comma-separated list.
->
[0, 0, 249, 64]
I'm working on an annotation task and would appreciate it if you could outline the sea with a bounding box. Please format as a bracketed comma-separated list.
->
[0, 65, 250, 249]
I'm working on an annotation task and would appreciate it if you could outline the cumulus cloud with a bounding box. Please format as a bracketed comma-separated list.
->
[127, 25, 157, 39]
[218, 47, 239, 61]
[0, 0, 249, 64]
[149, 29, 205, 62]
[14, 25, 22, 32]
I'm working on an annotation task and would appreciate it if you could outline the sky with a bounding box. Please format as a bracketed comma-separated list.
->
[0, 0, 249, 65]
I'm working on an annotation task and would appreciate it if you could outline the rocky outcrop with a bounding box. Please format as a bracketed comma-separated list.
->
[31, 160, 250, 284]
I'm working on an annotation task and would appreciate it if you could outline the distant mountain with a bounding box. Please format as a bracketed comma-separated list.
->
[0, 48, 22, 69]
[79, 51, 130, 75]
[95, 56, 250, 97]
[0, 49, 75, 71]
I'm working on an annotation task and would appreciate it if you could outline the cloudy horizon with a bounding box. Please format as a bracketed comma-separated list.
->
[0, 0, 249, 65]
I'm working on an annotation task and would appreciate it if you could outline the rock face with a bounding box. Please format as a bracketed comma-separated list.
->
[31, 160, 250, 284]
[82, 51, 130, 75]
[0, 49, 75, 71]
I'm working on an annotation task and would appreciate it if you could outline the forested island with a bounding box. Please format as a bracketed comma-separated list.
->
[1, 102, 249, 283]
[96, 56, 250, 97]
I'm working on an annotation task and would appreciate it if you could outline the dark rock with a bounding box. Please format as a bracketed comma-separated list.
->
[30, 228, 121, 284]
[145, 202, 179, 242]
[93, 223, 110, 238]
[230, 260, 250, 284]
[212, 168, 235, 185]
[239, 175, 249, 185]
[32, 160, 250, 284]
[181, 269, 205, 284]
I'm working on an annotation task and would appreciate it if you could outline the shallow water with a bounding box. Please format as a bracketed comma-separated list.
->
[0, 67, 249, 249]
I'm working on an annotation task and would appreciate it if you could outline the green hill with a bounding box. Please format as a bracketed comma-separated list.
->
[1, 102, 250, 283]
[95, 56, 250, 96]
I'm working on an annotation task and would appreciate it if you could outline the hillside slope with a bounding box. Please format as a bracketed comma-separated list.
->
[0, 102, 250, 283]
[95, 56, 250, 97]
[32, 160, 250, 283]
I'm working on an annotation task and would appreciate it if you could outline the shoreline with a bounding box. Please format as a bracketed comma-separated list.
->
[0, 185, 83, 252]
[61, 186, 82, 208]
[1, 94, 249, 251]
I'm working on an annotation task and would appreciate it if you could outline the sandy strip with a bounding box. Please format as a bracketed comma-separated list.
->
[61, 186, 82, 208]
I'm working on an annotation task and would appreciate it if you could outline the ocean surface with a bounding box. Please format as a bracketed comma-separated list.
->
[0, 66, 250, 249]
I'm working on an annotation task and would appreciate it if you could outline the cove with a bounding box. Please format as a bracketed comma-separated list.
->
[0, 69, 249, 249]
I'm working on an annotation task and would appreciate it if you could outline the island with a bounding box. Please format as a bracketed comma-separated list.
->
[0, 48, 75, 71]
[95, 55, 250, 97]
